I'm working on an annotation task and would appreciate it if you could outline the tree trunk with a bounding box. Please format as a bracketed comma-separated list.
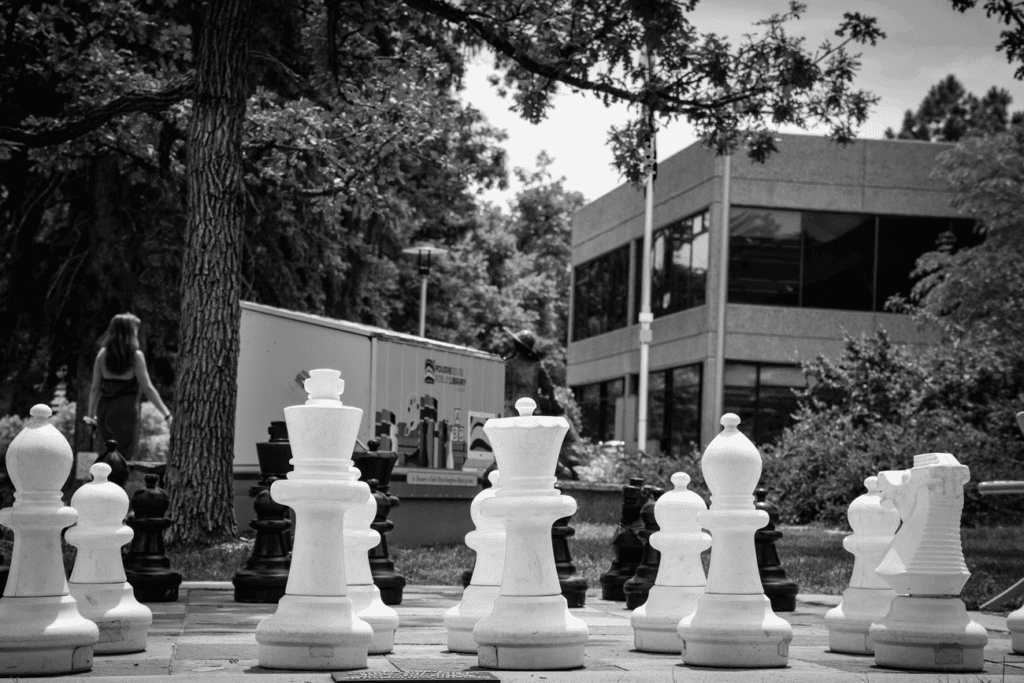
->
[165, 0, 253, 546]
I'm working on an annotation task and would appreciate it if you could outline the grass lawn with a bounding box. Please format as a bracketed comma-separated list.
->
[2, 522, 1022, 612]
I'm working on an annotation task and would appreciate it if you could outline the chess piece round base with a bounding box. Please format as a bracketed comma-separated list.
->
[349, 584, 398, 654]
[126, 572, 182, 603]
[445, 584, 500, 653]
[376, 581, 404, 606]
[631, 585, 703, 654]
[474, 594, 588, 670]
[678, 593, 792, 668]
[0, 594, 99, 675]
[824, 586, 896, 654]
[870, 596, 987, 672]
[763, 579, 798, 612]
[232, 573, 287, 604]
[68, 581, 152, 654]
[1007, 604, 1024, 654]
[255, 594, 373, 670]
[560, 576, 588, 608]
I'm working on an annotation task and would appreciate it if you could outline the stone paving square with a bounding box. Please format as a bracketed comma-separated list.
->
[12, 583, 1024, 682]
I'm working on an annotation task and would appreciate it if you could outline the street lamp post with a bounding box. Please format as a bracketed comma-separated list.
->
[402, 244, 448, 338]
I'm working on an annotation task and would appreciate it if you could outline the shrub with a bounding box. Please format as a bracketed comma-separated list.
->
[574, 438, 707, 499]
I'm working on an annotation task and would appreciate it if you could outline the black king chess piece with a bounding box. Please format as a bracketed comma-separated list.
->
[124, 474, 183, 602]
[352, 439, 406, 605]
[623, 484, 666, 609]
[232, 476, 292, 603]
[552, 483, 588, 607]
[599, 477, 648, 601]
[754, 486, 799, 612]
[95, 439, 129, 488]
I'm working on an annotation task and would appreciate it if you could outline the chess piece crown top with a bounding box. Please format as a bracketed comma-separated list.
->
[71, 463, 130, 525]
[483, 398, 568, 492]
[304, 368, 345, 405]
[6, 403, 73, 493]
[701, 413, 763, 508]
[654, 472, 708, 533]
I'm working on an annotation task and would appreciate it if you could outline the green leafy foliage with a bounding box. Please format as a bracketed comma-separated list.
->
[884, 74, 1023, 141]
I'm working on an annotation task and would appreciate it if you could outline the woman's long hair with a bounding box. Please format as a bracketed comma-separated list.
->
[99, 313, 141, 375]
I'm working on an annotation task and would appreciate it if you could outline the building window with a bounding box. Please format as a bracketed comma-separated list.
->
[573, 378, 624, 442]
[729, 208, 802, 305]
[635, 209, 710, 320]
[646, 363, 702, 456]
[572, 244, 630, 341]
[723, 362, 805, 444]
[801, 212, 875, 311]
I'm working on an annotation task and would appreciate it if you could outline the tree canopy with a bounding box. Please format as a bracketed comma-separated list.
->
[884, 74, 1022, 141]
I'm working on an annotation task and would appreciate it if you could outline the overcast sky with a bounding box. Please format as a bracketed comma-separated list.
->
[459, 0, 1024, 206]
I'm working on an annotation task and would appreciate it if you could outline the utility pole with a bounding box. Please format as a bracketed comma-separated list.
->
[636, 44, 656, 455]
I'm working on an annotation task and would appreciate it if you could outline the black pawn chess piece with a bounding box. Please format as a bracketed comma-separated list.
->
[367, 478, 407, 605]
[124, 474, 183, 602]
[95, 439, 129, 488]
[599, 477, 647, 601]
[232, 475, 292, 603]
[552, 505, 588, 607]
[623, 485, 666, 609]
[754, 486, 799, 612]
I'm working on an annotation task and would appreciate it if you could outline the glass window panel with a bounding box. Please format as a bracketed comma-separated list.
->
[572, 244, 630, 340]
[692, 211, 706, 235]
[724, 362, 757, 387]
[690, 231, 709, 307]
[875, 216, 950, 310]
[755, 384, 800, 444]
[758, 365, 806, 387]
[801, 212, 875, 311]
[574, 383, 602, 439]
[674, 364, 701, 387]
[606, 378, 625, 398]
[723, 385, 758, 440]
[729, 208, 802, 305]
[669, 365, 702, 452]
[647, 371, 667, 446]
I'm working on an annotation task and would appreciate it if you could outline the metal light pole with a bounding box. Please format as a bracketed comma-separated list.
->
[402, 244, 448, 338]
[636, 45, 656, 455]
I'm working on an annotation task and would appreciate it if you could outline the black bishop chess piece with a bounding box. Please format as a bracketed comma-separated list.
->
[124, 474, 183, 602]
[95, 439, 129, 488]
[552, 485, 588, 607]
[232, 475, 292, 603]
[623, 484, 666, 609]
[754, 486, 799, 612]
[352, 440, 406, 605]
[599, 477, 648, 601]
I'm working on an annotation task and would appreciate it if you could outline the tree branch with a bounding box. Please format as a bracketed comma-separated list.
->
[0, 73, 194, 149]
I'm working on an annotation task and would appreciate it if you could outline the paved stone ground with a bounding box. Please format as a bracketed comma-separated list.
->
[16, 583, 1024, 682]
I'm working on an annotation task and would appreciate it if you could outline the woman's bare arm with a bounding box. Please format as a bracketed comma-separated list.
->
[134, 351, 172, 421]
[84, 351, 104, 424]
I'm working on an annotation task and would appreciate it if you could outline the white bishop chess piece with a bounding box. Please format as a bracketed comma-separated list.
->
[445, 469, 504, 653]
[344, 473, 398, 654]
[869, 453, 988, 671]
[472, 398, 589, 669]
[67, 462, 153, 653]
[631, 471, 710, 654]
[255, 369, 373, 670]
[677, 414, 792, 668]
[0, 404, 99, 675]
[824, 475, 900, 654]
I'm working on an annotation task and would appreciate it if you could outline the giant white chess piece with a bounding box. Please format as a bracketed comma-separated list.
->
[67, 462, 153, 653]
[869, 453, 987, 671]
[824, 475, 900, 654]
[445, 469, 504, 653]
[344, 475, 398, 654]
[255, 369, 373, 670]
[473, 398, 588, 669]
[631, 472, 710, 653]
[0, 404, 99, 675]
[677, 414, 792, 668]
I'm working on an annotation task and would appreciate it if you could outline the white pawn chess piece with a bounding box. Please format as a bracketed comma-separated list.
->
[473, 398, 588, 669]
[677, 414, 792, 668]
[631, 471, 710, 653]
[66, 462, 153, 654]
[824, 475, 900, 654]
[869, 453, 988, 671]
[0, 404, 99, 675]
[255, 369, 373, 670]
[344, 477, 398, 654]
[445, 470, 504, 653]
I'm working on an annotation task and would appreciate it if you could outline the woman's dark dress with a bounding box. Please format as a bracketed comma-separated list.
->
[97, 375, 140, 459]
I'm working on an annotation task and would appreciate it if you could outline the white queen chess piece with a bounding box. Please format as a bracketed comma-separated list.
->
[631, 471, 710, 653]
[445, 469, 505, 653]
[472, 398, 589, 669]
[0, 404, 99, 675]
[824, 475, 900, 654]
[869, 453, 988, 671]
[677, 414, 792, 668]
[67, 462, 153, 653]
[255, 369, 373, 670]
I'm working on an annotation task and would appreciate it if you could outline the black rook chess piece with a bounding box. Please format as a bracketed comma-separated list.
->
[623, 484, 666, 609]
[352, 440, 406, 605]
[124, 474, 183, 602]
[552, 502, 588, 607]
[95, 439, 129, 488]
[754, 486, 799, 612]
[599, 477, 647, 601]
[232, 475, 292, 603]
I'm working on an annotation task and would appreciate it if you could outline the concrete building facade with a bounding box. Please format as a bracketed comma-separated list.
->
[568, 134, 974, 452]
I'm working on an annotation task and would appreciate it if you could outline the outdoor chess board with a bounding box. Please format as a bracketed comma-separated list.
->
[48, 584, 1024, 682]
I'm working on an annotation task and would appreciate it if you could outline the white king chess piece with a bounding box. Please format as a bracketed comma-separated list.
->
[824, 475, 900, 654]
[631, 471, 711, 653]
[445, 469, 505, 653]
[255, 369, 373, 670]
[869, 453, 987, 671]
[67, 462, 153, 653]
[677, 414, 793, 668]
[0, 404, 99, 675]
[472, 398, 589, 669]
